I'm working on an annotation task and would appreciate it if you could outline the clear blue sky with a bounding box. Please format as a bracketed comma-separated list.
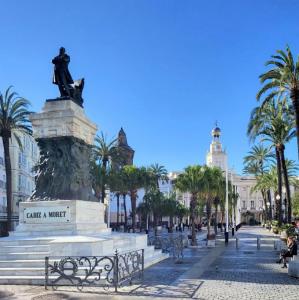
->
[0, 0, 298, 174]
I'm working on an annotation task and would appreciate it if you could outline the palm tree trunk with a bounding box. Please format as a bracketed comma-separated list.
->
[290, 89, 299, 159]
[154, 214, 158, 236]
[123, 194, 128, 228]
[169, 216, 173, 233]
[101, 160, 107, 203]
[267, 190, 272, 220]
[206, 201, 211, 238]
[131, 190, 137, 232]
[279, 145, 292, 223]
[214, 204, 218, 235]
[275, 147, 283, 225]
[190, 194, 197, 246]
[261, 189, 268, 222]
[3, 136, 12, 234]
[116, 194, 120, 228]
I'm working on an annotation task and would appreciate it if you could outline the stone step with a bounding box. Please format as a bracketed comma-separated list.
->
[0, 260, 46, 268]
[0, 239, 52, 246]
[0, 267, 46, 276]
[0, 276, 45, 285]
[0, 245, 49, 253]
[0, 252, 49, 260]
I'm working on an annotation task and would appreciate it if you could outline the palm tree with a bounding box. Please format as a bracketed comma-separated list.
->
[93, 132, 118, 203]
[108, 170, 124, 228]
[136, 200, 151, 231]
[248, 98, 295, 223]
[0, 87, 32, 233]
[162, 193, 177, 232]
[143, 189, 165, 235]
[175, 165, 205, 245]
[201, 166, 224, 238]
[176, 202, 189, 228]
[122, 165, 145, 232]
[147, 163, 168, 189]
[244, 145, 274, 173]
[243, 144, 274, 220]
[257, 46, 299, 157]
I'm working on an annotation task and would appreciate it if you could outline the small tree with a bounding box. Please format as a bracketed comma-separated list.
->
[0, 87, 32, 234]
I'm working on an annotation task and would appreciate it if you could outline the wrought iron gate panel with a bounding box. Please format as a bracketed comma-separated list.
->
[45, 249, 144, 292]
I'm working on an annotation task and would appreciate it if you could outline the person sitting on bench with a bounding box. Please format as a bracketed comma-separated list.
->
[277, 236, 297, 268]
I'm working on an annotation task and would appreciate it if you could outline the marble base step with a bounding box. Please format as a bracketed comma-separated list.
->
[0, 276, 46, 285]
[0, 245, 49, 253]
[0, 252, 49, 260]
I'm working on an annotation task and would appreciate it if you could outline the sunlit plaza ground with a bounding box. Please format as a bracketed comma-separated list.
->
[0, 226, 298, 300]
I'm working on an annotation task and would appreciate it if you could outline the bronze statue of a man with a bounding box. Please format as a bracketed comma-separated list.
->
[52, 47, 74, 97]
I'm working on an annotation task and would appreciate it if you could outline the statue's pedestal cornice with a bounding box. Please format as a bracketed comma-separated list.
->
[30, 99, 97, 146]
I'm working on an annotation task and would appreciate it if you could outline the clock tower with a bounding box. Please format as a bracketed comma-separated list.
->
[206, 123, 227, 171]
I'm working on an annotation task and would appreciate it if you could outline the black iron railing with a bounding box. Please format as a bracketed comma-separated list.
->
[45, 249, 144, 292]
[148, 234, 185, 262]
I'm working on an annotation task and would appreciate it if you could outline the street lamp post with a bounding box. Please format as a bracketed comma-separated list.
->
[231, 172, 235, 237]
[225, 161, 229, 244]
[276, 193, 281, 223]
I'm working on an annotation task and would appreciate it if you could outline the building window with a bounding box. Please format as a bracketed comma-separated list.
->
[18, 175, 21, 190]
[242, 201, 246, 209]
[251, 201, 255, 209]
[18, 152, 22, 165]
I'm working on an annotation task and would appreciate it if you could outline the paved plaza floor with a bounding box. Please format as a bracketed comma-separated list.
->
[0, 226, 298, 300]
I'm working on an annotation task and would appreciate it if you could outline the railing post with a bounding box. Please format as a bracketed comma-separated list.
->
[236, 237, 239, 249]
[114, 250, 119, 292]
[45, 256, 49, 290]
[141, 249, 144, 280]
[257, 237, 261, 250]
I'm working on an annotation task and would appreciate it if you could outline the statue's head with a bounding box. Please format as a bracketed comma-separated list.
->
[59, 47, 66, 55]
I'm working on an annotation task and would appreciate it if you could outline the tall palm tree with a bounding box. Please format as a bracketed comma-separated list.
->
[175, 165, 205, 245]
[93, 132, 118, 203]
[143, 189, 165, 235]
[0, 87, 32, 233]
[162, 193, 177, 232]
[108, 170, 123, 228]
[136, 200, 151, 231]
[257, 46, 299, 157]
[248, 98, 295, 223]
[122, 165, 145, 232]
[147, 163, 168, 189]
[201, 166, 224, 238]
[243, 144, 274, 220]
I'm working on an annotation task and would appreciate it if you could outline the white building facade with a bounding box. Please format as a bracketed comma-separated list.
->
[205, 126, 264, 225]
[0, 133, 39, 233]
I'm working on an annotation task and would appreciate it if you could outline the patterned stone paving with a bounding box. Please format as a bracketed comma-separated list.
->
[0, 227, 298, 299]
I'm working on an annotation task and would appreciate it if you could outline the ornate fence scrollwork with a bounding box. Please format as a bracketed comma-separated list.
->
[45, 249, 144, 292]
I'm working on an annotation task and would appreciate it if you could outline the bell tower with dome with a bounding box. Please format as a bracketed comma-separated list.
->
[206, 123, 227, 171]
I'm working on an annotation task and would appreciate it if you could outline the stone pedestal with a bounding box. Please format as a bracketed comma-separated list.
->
[29, 100, 98, 202]
[13, 200, 109, 237]
[30, 99, 97, 145]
